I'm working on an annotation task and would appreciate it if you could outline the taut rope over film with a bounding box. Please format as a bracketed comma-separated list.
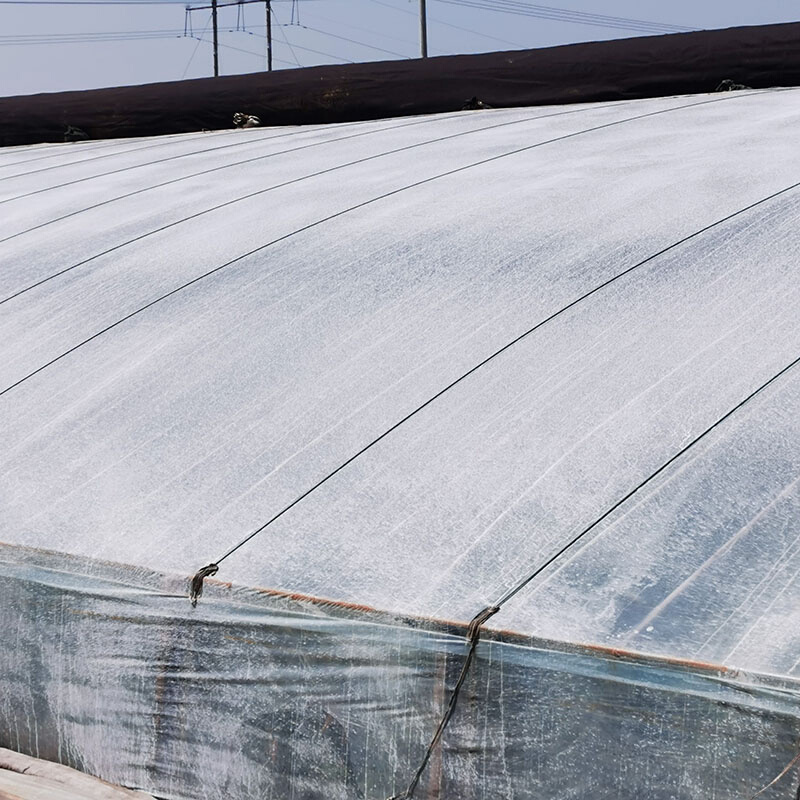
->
[186, 172, 800, 606]
[389, 350, 800, 798]
[173, 93, 800, 798]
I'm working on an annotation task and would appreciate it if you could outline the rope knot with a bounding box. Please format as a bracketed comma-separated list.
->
[189, 563, 219, 607]
[467, 606, 500, 644]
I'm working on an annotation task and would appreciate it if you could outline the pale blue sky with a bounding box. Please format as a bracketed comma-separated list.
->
[0, 0, 796, 97]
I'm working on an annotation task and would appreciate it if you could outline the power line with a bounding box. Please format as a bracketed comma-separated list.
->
[0, 0, 294, 4]
[293, 23, 409, 58]
[437, 0, 694, 35]
[0, 27, 184, 36]
[0, 23, 351, 67]
[240, 27, 353, 62]
[193, 34, 295, 65]
[371, 0, 528, 50]
[186, 0, 296, 9]
[0, 24, 398, 62]
[453, 0, 691, 32]
[269, 5, 302, 65]
[0, 0, 206, 4]
[181, 12, 212, 77]
[0, 0, 698, 84]
[310, 8, 419, 51]
[0, 30, 185, 45]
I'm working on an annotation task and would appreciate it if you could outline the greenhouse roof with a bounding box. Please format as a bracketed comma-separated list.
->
[2, 87, 800, 680]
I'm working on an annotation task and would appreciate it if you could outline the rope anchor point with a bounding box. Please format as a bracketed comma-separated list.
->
[189, 562, 219, 607]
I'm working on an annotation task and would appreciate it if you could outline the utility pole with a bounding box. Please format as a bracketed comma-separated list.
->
[211, 0, 219, 76]
[266, 0, 272, 71]
[419, 0, 427, 58]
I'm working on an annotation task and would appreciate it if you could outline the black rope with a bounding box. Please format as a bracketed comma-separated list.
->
[2, 93, 743, 404]
[386, 606, 499, 800]
[0, 121, 331, 207]
[0, 125, 305, 192]
[186, 163, 800, 604]
[494, 350, 800, 608]
[3, 90, 764, 283]
[747, 750, 800, 799]
[0, 102, 610, 300]
[0, 130, 197, 170]
[389, 352, 800, 799]
[0, 128, 243, 182]
[0, 110, 475, 247]
[5, 92, 594, 208]
[180, 88, 789, 797]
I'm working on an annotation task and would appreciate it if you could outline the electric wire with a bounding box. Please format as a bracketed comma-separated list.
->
[309, 9, 418, 51]
[370, 0, 527, 49]
[0, 0, 274, 4]
[271, 4, 302, 65]
[442, 0, 675, 34]
[280, 33, 346, 63]
[181, 12, 212, 77]
[0, 2, 392, 67]
[229, 28, 354, 62]
[0, 31, 184, 44]
[188, 0, 297, 9]
[438, 0, 694, 34]
[193, 33, 296, 66]
[290, 23, 409, 58]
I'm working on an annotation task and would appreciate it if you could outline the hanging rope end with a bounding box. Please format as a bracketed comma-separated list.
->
[189, 563, 219, 607]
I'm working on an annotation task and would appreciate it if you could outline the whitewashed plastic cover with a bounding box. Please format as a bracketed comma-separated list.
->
[2, 90, 800, 799]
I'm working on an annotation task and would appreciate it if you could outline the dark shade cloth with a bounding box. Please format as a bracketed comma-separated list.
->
[1, 21, 800, 147]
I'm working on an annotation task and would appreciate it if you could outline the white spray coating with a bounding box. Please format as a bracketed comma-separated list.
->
[2, 90, 800, 677]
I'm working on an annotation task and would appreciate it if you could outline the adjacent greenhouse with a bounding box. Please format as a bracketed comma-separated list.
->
[2, 88, 800, 799]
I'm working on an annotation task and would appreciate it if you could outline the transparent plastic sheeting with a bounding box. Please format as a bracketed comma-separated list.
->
[2, 89, 800, 682]
[1, 545, 799, 800]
